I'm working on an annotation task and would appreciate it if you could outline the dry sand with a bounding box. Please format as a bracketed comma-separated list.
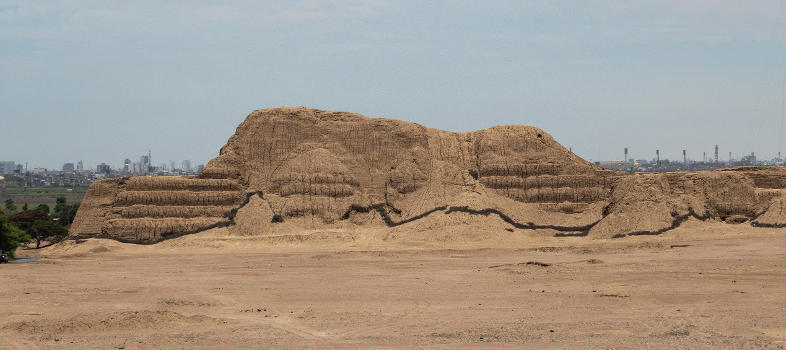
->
[2, 222, 784, 349]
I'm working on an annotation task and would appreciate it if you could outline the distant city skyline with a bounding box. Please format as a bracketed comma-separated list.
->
[1, 2, 784, 169]
[0, 154, 208, 173]
[1, 143, 782, 172]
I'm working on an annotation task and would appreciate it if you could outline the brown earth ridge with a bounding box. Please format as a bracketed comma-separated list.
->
[70, 107, 786, 244]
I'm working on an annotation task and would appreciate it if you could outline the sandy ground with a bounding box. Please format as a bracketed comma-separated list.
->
[1, 221, 784, 349]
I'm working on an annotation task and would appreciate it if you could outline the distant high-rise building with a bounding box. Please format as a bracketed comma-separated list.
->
[656, 150, 660, 167]
[62, 163, 75, 172]
[683, 150, 687, 165]
[169, 160, 176, 172]
[123, 158, 132, 172]
[181, 160, 192, 172]
[0, 161, 16, 174]
[77, 160, 84, 172]
[96, 163, 111, 174]
[196, 164, 205, 173]
[140, 154, 151, 174]
[714, 145, 718, 163]
[740, 152, 757, 164]
[624, 148, 628, 163]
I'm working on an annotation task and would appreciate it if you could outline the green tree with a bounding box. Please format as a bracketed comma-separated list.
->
[54, 203, 80, 226]
[36, 204, 50, 214]
[11, 210, 49, 231]
[0, 211, 30, 259]
[53, 196, 80, 226]
[54, 196, 66, 216]
[62, 203, 80, 226]
[10, 210, 65, 248]
[4, 198, 17, 213]
[30, 219, 68, 248]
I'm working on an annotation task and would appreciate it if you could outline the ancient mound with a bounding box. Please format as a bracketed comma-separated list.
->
[70, 107, 786, 244]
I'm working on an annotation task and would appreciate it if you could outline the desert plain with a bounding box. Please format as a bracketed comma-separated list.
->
[1, 221, 784, 349]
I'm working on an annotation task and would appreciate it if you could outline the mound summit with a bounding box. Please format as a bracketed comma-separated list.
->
[71, 107, 786, 243]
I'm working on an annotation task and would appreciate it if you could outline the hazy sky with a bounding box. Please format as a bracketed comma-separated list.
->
[1, 1, 784, 169]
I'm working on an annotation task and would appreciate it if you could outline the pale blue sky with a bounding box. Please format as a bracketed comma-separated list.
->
[1, 1, 784, 169]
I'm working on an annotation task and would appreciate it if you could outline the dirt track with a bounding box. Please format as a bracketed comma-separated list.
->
[1, 224, 784, 349]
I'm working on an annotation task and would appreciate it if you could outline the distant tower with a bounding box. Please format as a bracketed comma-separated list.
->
[682, 150, 688, 167]
[729, 152, 732, 164]
[624, 147, 628, 163]
[139, 154, 150, 175]
[714, 145, 718, 163]
[703, 152, 706, 163]
[656, 149, 660, 167]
